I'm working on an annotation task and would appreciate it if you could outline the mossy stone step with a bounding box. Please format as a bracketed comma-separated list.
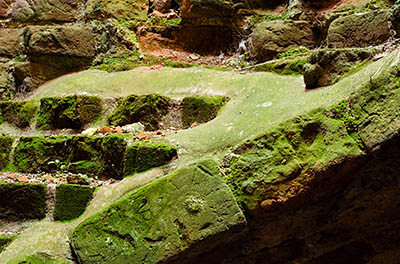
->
[0, 136, 14, 170]
[124, 142, 177, 176]
[181, 95, 228, 128]
[71, 159, 246, 263]
[0, 101, 38, 129]
[0, 183, 47, 220]
[36, 95, 103, 130]
[107, 94, 170, 131]
[13, 135, 127, 178]
[4, 135, 177, 178]
[53, 184, 96, 221]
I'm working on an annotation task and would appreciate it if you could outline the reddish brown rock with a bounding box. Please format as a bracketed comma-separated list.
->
[23, 25, 97, 58]
[0, 0, 12, 18]
[0, 28, 21, 57]
[10, 0, 80, 23]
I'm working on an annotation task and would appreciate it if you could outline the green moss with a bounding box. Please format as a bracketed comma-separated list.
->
[163, 61, 193, 68]
[101, 135, 127, 179]
[36, 95, 103, 130]
[277, 47, 310, 59]
[53, 184, 96, 221]
[0, 101, 38, 128]
[0, 183, 47, 220]
[181, 95, 228, 127]
[71, 159, 246, 263]
[124, 142, 177, 176]
[223, 109, 365, 213]
[7, 253, 67, 264]
[12, 135, 128, 178]
[0, 136, 14, 170]
[253, 57, 307, 76]
[0, 235, 16, 253]
[107, 94, 170, 130]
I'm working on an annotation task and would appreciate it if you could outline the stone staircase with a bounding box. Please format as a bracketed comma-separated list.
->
[0, 92, 227, 251]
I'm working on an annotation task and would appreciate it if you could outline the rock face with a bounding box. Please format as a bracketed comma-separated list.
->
[85, 0, 148, 20]
[23, 25, 97, 58]
[180, 0, 234, 19]
[36, 95, 103, 130]
[0, 28, 21, 57]
[249, 20, 315, 62]
[71, 159, 247, 263]
[303, 48, 378, 89]
[189, 61, 400, 264]
[327, 10, 392, 48]
[9, 0, 81, 23]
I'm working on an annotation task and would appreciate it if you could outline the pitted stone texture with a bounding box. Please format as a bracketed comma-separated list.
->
[71, 159, 246, 264]
[248, 20, 315, 62]
[0, 28, 21, 57]
[327, 10, 392, 48]
[10, 0, 81, 23]
[23, 25, 97, 57]
[85, 0, 148, 20]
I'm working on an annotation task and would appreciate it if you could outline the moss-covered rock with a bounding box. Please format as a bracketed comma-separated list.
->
[342, 63, 400, 151]
[0, 235, 16, 253]
[124, 142, 177, 176]
[107, 94, 170, 131]
[36, 95, 103, 130]
[0, 183, 47, 220]
[181, 95, 228, 128]
[223, 109, 365, 215]
[303, 48, 378, 89]
[7, 253, 67, 264]
[85, 0, 148, 20]
[248, 20, 315, 62]
[13, 135, 127, 178]
[53, 184, 96, 221]
[327, 9, 392, 48]
[252, 56, 307, 75]
[71, 159, 246, 263]
[0, 136, 14, 170]
[0, 101, 38, 128]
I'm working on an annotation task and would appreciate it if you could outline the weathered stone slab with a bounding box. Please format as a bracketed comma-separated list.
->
[248, 20, 315, 62]
[71, 159, 246, 263]
[10, 0, 81, 23]
[23, 25, 97, 57]
[0, 28, 21, 57]
[327, 10, 392, 48]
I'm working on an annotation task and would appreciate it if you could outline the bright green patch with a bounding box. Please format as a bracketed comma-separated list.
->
[7, 253, 68, 264]
[223, 109, 365, 213]
[54, 184, 96, 221]
[71, 159, 246, 263]
[277, 47, 310, 59]
[108, 94, 170, 130]
[253, 57, 307, 76]
[0, 136, 14, 170]
[182, 95, 229, 127]
[0, 235, 16, 253]
[36, 95, 103, 130]
[12, 135, 127, 178]
[124, 142, 177, 176]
